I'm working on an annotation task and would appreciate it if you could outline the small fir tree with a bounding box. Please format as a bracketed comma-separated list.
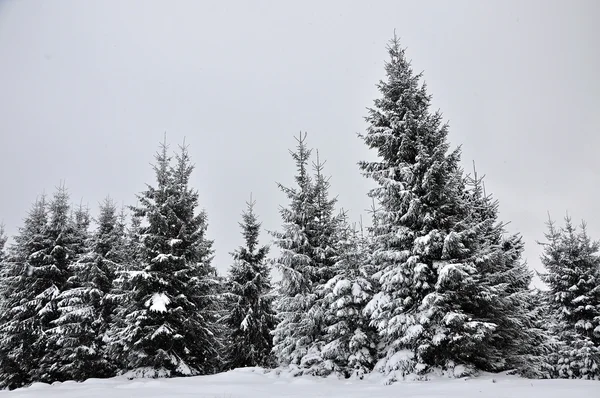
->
[0, 197, 50, 389]
[223, 197, 277, 369]
[47, 198, 126, 381]
[271, 132, 317, 368]
[539, 216, 600, 379]
[319, 219, 377, 378]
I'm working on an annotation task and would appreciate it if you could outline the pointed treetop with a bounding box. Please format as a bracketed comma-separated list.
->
[173, 140, 195, 189]
[49, 184, 70, 228]
[291, 131, 312, 188]
[153, 134, 171, 188]
[240, 194, 261, 254]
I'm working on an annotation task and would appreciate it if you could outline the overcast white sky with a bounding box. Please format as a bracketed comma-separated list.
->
[0, 1, 598, 282]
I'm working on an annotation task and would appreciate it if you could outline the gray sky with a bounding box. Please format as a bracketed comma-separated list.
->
[0, 0, 598, 283]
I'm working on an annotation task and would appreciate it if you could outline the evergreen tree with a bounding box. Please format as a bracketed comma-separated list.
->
[414, 166, 550, 377]
[72, 203, 92, 257]
[271, 132, 316, 369]
[35, 187, 85, 382]
[359, 36, 466, 380]
[0, 187, 80, 388]
[319, 219, 377, 378]
[271, 134, 343, 373]
[117, 141, 220, 377]
[298, 153, 345, 374]
[360, 37, 548, 380]
[0, 197, 49, 389]
[223, 197, 277, 369]
[539, 216, 600, 379]
[47, 198, 126, 381]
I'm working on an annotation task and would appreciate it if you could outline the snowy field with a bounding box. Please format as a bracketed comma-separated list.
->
[0, 368, 597, 398]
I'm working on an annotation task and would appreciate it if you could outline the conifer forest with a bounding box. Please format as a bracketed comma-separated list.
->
[0, 36, 598, 392]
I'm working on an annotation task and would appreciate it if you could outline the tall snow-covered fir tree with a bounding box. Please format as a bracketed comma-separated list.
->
[46, 198, 126, 381]
[270, 133, 343, 373]
[35, 187, 87, 383]
[359, 36, 465, 379]
[0, 187, 82, 388]
[116, 141, 221, 377]
[298, 152, 346, 374]
[223, 197, 277, 369]
[539, 216, 600, 379]
[0, 197, 49, 389]
[271, 132, 317, 369]
[359, 37, 548, 380]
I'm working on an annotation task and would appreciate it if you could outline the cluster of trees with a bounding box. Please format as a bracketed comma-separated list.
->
[0, 36, 598, 390]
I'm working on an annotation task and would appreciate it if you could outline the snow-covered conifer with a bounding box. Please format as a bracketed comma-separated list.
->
[35, 187, 88, 382]
[271, 132, 317, 368]
[415, 166, 551, 377]
[539, 216, 600, 379]
[47, 198, 126, 381]
[359, 36, 466, 380]
[271, 134, 344, 372]
[223, 197, 277, 369]
[0, 186, 82, 388]
[117, 141, 220, 377]
[319, 220, 377, 378]
[0, 197, 50, 389]
[360, 37, 549, 380]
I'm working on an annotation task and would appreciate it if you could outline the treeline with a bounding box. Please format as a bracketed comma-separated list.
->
[0, 37, 598, 390]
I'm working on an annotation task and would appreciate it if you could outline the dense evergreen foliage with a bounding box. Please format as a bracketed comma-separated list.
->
[223, 198, 277, 369]
[0, 36, 596, 390]
[539, 217, 600, 379]
[359, 37, 550, 381]
[270, 134, 344, 374]
[115, 142, 221, 377]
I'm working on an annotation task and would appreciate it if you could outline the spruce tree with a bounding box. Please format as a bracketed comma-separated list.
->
[359, 36, 466, 380]
[319, 220, 377, 378]
[271, 134, 343, 373]
[223, 197, 277, 369]
[539, 216, 600, 379]
[415, 166, 550, 377]
[360, 37, 548, 380]
[298, 153, 345, 374]
[47, 198, 125, 381]
[0, 197, 49, 389]
[271, 132, 316, 369]
[35, 187, 85, 383]
[117, 141, 220, 377]
[0, 187, 80, 388]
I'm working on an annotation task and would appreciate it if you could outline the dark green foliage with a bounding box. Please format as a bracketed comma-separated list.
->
[539, 216, 600, 379]
[46, 198, 127, 381]
[223, 198, 277, 369]
[0, 187, 84, 388]
[117, 141, 221, 377]
[360, 36, 549, 380]
[271, 134, 343, 370]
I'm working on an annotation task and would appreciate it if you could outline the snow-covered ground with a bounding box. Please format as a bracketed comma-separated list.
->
[0, 368, 597, 398]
